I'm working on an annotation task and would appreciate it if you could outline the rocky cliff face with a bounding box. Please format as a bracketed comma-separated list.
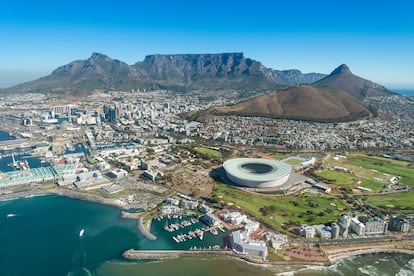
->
[4, 52, 327, 94]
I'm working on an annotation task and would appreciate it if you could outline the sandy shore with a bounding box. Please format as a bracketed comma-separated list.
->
[137, 217, 157, 240]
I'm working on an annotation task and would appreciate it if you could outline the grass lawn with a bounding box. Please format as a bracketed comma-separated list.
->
[350, 155, 414, 187]
[358, 179, 385, 192]
[283, 158, 304, 165]
[194, 147, 222, 159]
[212, 184, 349, 233]
[360, 191, 414, 214]
[315, 170, 354, 186]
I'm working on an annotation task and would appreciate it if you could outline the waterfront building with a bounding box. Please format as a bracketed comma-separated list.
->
[231, 230, 268, 258]
[198, 204, 213, 214]
[180, 200, 198, 209]
[159, 205, 181, 215]
[299, 225, 315, 238]
[331, 223, 340, 239]
[245, 221, 260, 233]
[389, 216, 411, 233]
[365, 217, 388, 235]
[341, 214, 352, 229]
[351, 217, 366, 236]
[338, 222, 348, 238]
[200, 213, 220, 226]
[314, 224, 332, 239]
[0, 167, 56, 188]
[164, 198, 179, 206]
[267, 233, 288, 250]
[222, 212, 248, 225]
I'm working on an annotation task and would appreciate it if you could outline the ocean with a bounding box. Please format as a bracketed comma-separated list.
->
[1, 195, 413, 276]
[393, 89, 414, 97]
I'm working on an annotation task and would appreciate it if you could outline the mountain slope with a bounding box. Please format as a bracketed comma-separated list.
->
[191, 85, 373, 122]
[314, 64, 395, 100]
[3, 52, 326, 94]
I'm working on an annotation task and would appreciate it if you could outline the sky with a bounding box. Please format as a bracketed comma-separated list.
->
[1, 0, 413, 89]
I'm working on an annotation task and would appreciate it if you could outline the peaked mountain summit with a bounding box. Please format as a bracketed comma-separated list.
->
[314, 64, 395, 100]
[3, 52, 326, 94]
[189, 85, 374, 122]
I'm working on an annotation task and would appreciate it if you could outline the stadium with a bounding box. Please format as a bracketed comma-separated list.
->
[223, 158, 292, 188]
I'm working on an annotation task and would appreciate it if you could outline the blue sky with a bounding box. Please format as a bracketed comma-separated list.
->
[1, 0, 413, 89]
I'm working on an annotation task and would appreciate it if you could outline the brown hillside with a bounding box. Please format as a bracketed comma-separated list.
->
[314, 64, 395, 100]
[194, 85, 372, 122]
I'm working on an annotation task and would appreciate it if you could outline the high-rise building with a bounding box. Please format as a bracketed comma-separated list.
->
[331, 222, 340, 239]
[365, 217, 388, 235]
[390, 216, 411, 232]
[341, 214, 351, 229]
[108, 107, 117, 122]
[351, 217, 366, 236]
[299, 225, 315, 238]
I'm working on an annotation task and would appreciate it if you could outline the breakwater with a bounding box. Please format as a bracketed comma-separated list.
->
[123, 248, 235, 260]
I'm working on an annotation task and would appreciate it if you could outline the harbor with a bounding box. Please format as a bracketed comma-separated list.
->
[153, 215, 226, 244]
[148, 215, 228, 250]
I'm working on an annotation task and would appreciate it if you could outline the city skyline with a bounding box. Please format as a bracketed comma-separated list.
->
[1, 0, 413, 89]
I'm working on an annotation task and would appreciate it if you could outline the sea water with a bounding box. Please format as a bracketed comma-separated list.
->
[1, 195, 413, 276]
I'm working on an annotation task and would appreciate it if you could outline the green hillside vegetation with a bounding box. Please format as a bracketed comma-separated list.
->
[211, 184, 349, 233]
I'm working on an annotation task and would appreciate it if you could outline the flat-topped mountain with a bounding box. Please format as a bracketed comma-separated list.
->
[3, 52, 326, 94]
[190, 85, 374, 122]
[314, 64, 396, 100]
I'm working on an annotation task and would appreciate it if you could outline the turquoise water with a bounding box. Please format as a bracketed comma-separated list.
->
[0, 195, 140, 275]
[1, 195, 413, 275]
[0, 195, 227, 275]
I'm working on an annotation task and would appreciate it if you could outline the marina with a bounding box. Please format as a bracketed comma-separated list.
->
[149, 215, 227, 250]
[154, 215, 226, 245]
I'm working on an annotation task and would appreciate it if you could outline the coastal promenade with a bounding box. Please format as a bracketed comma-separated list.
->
[320, 240, 414, 263]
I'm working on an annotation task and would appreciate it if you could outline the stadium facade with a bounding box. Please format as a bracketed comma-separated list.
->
[223, 158, 292, 188]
